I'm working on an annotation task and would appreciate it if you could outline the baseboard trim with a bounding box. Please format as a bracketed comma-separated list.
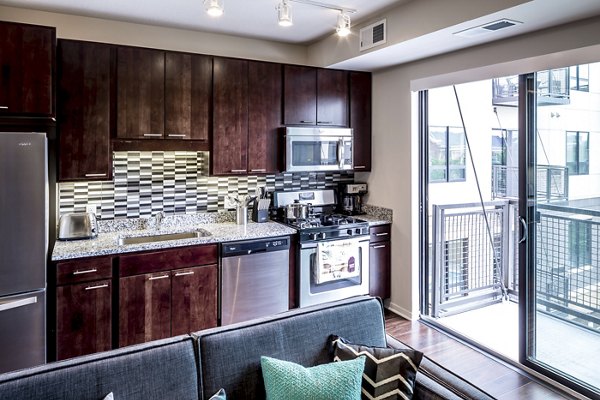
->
[386, 302, 415, 320]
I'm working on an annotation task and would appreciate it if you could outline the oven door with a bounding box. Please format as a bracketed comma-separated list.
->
[298, 236, 369, 307]
[285, 133, 353, 172]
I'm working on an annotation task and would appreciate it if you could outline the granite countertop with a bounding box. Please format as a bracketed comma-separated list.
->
[52, 220, 296, 261]
[360, 204, 393, 226]
[358, 214, 391, 226]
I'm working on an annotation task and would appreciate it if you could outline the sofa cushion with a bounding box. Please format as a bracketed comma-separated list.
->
[261, 356, 365, 400]
[194, 296, 387, 400]
[0, 335, 199, 400]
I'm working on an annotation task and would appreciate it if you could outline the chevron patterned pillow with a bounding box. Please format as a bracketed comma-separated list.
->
[329, 335, 423, 400]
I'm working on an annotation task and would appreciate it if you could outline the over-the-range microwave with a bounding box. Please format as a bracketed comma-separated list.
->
[284, 127, 353, 172]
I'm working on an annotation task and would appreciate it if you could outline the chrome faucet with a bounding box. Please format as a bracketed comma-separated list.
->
[150, 211, 165, 230]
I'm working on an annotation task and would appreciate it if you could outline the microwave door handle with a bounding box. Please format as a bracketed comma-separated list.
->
[337, 139, 344, 169]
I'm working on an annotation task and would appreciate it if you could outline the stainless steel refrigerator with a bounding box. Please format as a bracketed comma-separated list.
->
[0, 132, 47, 373]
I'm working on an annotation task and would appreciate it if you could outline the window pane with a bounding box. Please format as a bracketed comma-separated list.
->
[448, 127, 466, 166]
[448, 166, 466, 181]
[492, 129, 507, 166]
[566, 131, 578, 175]
[429, 127, 447, 182]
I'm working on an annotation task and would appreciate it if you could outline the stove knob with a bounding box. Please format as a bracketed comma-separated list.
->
[310, 233, 319, 240]
[346, 229, 353, 236]
[319, 232, 327, 240]
[355, 228, 362, 235]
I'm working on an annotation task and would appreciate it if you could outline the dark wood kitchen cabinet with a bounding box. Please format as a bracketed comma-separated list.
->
[118, 244, 218, 347]
[369, 224, 391, 299]
[116, 46, 165, 139]
[212, 58, 281, 175]
[0, 21, 54, 116]
[165, 52, 212, 141]
[283, 65, 348, 126]
[57, 40, 112, 181]
[55, 256, 113, 360]
[350, 71, 372, 171]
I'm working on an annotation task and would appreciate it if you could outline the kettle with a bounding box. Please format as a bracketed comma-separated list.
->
[58, 212, 98, 240]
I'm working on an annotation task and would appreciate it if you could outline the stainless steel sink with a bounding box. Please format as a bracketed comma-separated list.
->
[118, 229, 212, 245]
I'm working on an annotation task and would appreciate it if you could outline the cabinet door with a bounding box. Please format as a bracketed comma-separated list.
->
[350, 71, 372, 171]
[119, 272, 171, 347]
[317, 69, 348, 126]
[56, 280, 112, 360]
[212, 57, 248, 175]
[165, 52, 211, 141]
[283, 65, 316, 125]
[0, 22, 54, 116]
[248, 61, 281, 174]
[58, 40, 112, 181]
[369, 241, 391, 299]
[171, 264, 217, 335]
[116, 47, 165, 139]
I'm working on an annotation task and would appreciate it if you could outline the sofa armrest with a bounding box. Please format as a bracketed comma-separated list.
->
[386, 334, 495, 400]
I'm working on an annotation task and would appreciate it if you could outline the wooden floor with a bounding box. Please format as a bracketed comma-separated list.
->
[384, 312, 578, 400]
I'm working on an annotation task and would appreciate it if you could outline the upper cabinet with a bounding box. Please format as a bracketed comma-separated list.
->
[0, 21, 54, 117]
[57, 40, 112, 181]
[283, 65, 348, 127]
[116, 47, 165, 139]
[165, 52, 211, 141]
[212, 58, 282, 175]
[116, 47, 212, 141]
[350, 71, 372, 171]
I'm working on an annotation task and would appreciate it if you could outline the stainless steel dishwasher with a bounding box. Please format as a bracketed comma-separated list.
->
[220, 236, 290, 325]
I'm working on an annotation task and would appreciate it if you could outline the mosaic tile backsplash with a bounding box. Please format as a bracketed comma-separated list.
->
[58, 151, 354, 220]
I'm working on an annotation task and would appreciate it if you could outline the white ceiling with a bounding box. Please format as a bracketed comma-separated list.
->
[0, 0, 404, 44]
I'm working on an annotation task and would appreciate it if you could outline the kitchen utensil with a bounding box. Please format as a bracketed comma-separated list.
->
[58, 212, 98, 240]
[285, 200, 311, 220]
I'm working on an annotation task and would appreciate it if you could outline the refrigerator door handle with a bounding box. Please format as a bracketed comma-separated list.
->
[0, 296, 37, 312]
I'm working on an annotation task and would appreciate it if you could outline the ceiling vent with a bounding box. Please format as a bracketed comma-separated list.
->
[454, 18, 522, 38]
[360, 19, 386, 51]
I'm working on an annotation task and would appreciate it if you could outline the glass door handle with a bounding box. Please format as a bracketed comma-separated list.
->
[518, 216, 528, 244]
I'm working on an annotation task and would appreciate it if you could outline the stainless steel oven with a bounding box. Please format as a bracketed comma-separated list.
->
[284, 127, 353, 172]
[299, 235, 369, 307]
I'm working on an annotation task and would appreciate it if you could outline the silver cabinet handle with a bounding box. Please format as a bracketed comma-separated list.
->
[250, 169, 266, 173]
[372, 244, 387, 249]
[149, 274, 170, 281]
[0, 296, 37, 312]
[0, 106, 8, 110]
[354, 165, 366, 169]
[299, 121, 314, 124]
[143, 133, 163, 137]
[73, 268, 97, 275]
[174, 271, 195, 277]
[85, 284, 109, 291]
[167, 134, 187, 138]
[318, 121, 333, 124]
[375, 232, 389, 237]
[85, 173, 107, 177]
[230, 169, 247, 173]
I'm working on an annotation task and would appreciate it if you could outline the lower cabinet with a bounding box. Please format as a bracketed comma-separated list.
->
[369, 224, 391, 299]
[118, 245, 218, 347]
[55, 256, 113, 361]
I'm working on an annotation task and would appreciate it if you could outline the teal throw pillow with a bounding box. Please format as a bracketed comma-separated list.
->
[261, 355, 365, 400]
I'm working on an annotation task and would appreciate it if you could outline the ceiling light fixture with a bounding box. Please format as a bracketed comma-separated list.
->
[204, 0, 224, 17]
[277, 0, 293, 27]
[287, 0, 357, 37]
[336, 11, 351, 37]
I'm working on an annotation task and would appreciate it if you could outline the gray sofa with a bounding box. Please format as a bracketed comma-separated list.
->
[0, 296, 493, 400]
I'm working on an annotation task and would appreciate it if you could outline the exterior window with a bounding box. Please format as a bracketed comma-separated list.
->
[429, 126, 466, 183]
[492, 129, 508, 166]
[570, 64, 590, 92]
[566, 131, 589, 175]
[569, 221, 591, 268]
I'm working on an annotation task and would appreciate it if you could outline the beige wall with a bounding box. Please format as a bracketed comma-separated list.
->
[362, 16, 600, 319]
[0, 5, 307, 64]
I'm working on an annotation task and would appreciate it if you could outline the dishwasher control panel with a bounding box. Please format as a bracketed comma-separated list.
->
[221, 236, 290, 257]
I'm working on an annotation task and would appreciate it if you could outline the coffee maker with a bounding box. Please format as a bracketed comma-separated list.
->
[338, 183, 368, 215]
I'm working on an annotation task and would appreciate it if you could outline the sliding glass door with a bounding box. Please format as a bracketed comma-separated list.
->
[522, 64, 600, 397]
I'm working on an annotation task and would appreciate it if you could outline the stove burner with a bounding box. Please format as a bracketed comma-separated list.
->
[321, 214, 359, 226]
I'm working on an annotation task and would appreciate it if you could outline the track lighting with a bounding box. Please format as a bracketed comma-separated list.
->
[204, 0, 224, 17]
[277, 0, 293, 27]
[336, 11, 351, 37]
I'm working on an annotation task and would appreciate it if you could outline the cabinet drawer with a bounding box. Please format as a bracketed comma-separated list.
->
[370, 224, 391, 243]
[119, 244, 218, 277]
[56, 256, 113, 285]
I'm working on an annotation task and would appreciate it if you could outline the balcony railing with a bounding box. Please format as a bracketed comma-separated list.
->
[492, 164, 568, 202]
[492, 68, 571, 107]
[431, 201, 600, 332]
